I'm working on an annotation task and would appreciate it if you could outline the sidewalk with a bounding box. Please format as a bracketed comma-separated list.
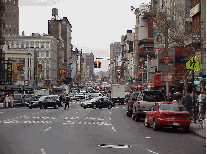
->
[189, 120, 206, 138]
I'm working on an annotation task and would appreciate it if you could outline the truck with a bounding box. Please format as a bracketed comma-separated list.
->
[130, 90, 166, 122]
[34, 89, 50, 97]
[111, 84, 125, 105]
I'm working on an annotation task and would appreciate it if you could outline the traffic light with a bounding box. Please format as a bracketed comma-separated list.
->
[94, 61, 97, 68]
[98, 61, 101, 68]
[17, 63, 20, 70]
[20, 64, 23, 70]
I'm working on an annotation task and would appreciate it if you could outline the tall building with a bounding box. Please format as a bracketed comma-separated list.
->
[109, 42, 121, 83]
[83, 52, 94, 79]
[2, 0, 19, 36]
[48, 8, 72, 79]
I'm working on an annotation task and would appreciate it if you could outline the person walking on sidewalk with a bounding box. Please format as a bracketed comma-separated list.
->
[181, 92, 193, 117]
[4, 95, 10, 108]
[64, 94, 70, 109]
[9, 94, 14, 108]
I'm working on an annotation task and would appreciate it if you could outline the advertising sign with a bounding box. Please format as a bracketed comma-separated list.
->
[154, 74, 162, 86]
[153, 17, 166, 49]
[59, 69, 66, 75]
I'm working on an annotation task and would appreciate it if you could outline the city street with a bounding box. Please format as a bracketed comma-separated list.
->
[0, 101, 206, 154]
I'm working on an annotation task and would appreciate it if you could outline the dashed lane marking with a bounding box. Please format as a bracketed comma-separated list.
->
[44, 127, 52, 131]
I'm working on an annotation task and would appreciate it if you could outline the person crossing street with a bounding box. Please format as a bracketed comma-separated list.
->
[64, 94, 70, 109]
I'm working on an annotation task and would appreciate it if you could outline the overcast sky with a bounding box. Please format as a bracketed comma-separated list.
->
[19, 0, 151, 72]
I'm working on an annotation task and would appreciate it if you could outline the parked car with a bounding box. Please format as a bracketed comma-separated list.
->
[81, 97, 114, 109]
[144, 102, 191, 132]
[131, 90, 165, 122]
[126, 91, 141, 117]
[38, 96, 59, 109]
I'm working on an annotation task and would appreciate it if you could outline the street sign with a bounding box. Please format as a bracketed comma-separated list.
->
[163, 56, 171, 64]
[186, 57, 200, 70]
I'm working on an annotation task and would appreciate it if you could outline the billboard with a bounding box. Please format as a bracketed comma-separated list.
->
[153, 17, 166, 49]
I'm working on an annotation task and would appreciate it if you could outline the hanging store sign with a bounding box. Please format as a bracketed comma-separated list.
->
[154, 74, 162, 86]
[153, 17, 166, 49]
[59, 69, 66, 75]
[190, 3, 201, 17]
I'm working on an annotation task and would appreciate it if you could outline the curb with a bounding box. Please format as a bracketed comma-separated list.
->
[189, 128, 206, 139]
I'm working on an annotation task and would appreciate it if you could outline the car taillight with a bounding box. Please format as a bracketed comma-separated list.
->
[137, 102, 140, 108]
[129, 102, 132, 106]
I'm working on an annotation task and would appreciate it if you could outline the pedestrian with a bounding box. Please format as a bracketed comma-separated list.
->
[4, 95, 10, 108]
[9, 94, 14, 108]
[181, 92, 193, 116]
[196, 91, 206, 118]
[59, 95, 63, 103]
[64, 94, 70, 109]
[173, 92, 182, 104]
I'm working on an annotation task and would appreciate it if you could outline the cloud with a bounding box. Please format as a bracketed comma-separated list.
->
[19, 0, 60, 6]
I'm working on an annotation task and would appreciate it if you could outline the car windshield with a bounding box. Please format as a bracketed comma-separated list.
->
[90, 97, 100, 102]
[51, 96, 58, 100]
[39, 97, 46, 101]
[160, 103, 187, 111]
[24, 95, 33, 98]
[143, 93, 165, 102]
[14, 95, 21, 99]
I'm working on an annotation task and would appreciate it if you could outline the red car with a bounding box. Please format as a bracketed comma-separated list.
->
[144, 102, 191, 132]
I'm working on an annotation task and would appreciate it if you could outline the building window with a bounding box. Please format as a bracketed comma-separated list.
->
[9, 29, 11, 32]
[41, 70, 44, 79]
[46, 70, 49, 78]
[14, 29, 16, 33]
[14, 14, 16, 17]
[14, 0, 16, 5]
[35, 42, 39, 48]
[37, 51, 39, 57]
[11, 43, 14, 48]
[21, 44, 24, 48]
[46, 42, 49, 48]
[26, 42, 29, 48]
[16, 43, 19, 48]
[46, 51, 49, 57]
[46, 61, 49, 68]
[30, 43, 34, 48]
[5, 29, 7, 32]
[41, 43, 44, 48]
[40, 51, 44, 57]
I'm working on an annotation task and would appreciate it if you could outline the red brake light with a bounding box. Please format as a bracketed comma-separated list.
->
[137, 102, 140, 108]
[129, 102, 132, 106]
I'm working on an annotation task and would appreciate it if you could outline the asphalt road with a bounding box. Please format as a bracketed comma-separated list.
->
[0, 100, 206, 154]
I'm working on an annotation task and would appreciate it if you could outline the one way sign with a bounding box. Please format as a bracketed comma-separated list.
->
[186, 57, 200, 70]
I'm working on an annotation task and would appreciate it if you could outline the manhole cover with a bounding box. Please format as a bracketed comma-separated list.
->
[98, 144, 132, 148]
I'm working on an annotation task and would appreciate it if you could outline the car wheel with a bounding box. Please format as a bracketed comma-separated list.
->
[54, 104, 58, 109]
[153, 120, 159, 131]
[93, 105, 96, 109]
[44, 105, 47, 109]
[83, 107, 86, 109]
[40, 104, 43, 109]
[144, 118, 150, 128]
[135, 114, 140, 122]
[108, 104, 112, 109]
[183, 126, 189, 133]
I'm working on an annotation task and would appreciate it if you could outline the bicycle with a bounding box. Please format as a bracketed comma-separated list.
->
[197, 103, 205, 129]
